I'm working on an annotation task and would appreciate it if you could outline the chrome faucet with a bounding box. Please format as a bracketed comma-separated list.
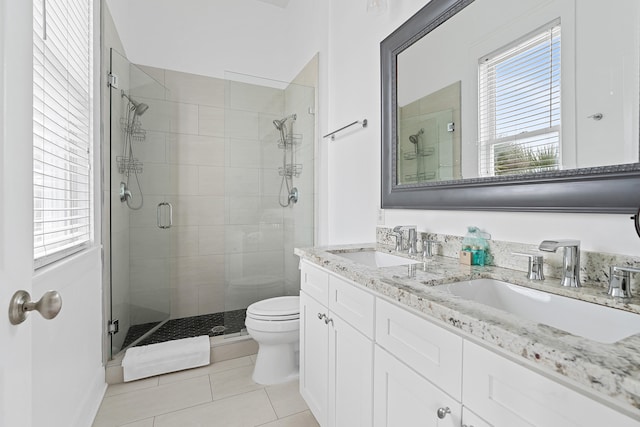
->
[421, 237, 439, 260]
[512, 252, 545, 280]
[392, 225, 417, 256]
[538, 240, 581, 287]
[607, 265, 640, 298]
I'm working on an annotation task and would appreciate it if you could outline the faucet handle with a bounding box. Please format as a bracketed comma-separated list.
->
[421, 238, 439, 259]
[512, 252, 545, 281]
[608, 265, 640, 298]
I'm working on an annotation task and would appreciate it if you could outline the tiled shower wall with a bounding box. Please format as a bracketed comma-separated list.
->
[119, 62, 315, 320]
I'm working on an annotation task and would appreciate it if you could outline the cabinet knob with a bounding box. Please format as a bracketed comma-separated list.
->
[436, 407, 451, 419]
[317, 312, 325, 320]
[324, 316, 334, 326]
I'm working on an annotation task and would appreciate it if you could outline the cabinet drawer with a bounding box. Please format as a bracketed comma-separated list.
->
[463, 341, 638, 427]
[328, 275, 375, 339]
[300, 261, 329, 305]
[375, 298, 463, 400]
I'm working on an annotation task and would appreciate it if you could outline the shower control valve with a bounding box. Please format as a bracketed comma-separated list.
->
[119, 182, 132, 202]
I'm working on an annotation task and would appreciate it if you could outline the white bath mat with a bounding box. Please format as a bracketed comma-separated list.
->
[122, 335, 210, 382]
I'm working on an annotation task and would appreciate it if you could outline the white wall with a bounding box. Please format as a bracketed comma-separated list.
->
[107, 0, 640, 257]
[326, 0, 640, 256]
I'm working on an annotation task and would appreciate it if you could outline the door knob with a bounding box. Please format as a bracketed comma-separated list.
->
[8, 290, 62, 325]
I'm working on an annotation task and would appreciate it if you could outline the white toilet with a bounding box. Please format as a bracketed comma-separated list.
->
[245, 296, 300, 385]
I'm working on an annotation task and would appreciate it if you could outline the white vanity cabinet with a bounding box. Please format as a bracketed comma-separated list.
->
[300, 261, 375, 427]
[374, 298, 463, 427]
[463, 341, 638, 427]
[461, 407, 491, 427]
[374, 345, 460, 427]
[299, 260, 639, 427]
[300, 291, 329, 426]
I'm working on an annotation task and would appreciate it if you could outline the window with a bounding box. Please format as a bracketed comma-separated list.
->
[33, 0, 94, 268]
[478, 20, 561, 177]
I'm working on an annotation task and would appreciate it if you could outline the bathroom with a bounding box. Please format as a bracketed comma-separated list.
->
[1, 0, 640, 426]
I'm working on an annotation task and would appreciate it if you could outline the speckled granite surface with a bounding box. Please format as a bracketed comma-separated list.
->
[295, 240, 640, 418]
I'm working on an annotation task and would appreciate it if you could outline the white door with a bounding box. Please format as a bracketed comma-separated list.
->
[300, 291, 329, 426]
[373, 346, 460, 427]
[328, 313, 374, 427]
[0, 1, 37, 426]
[1, 2, 104, 426]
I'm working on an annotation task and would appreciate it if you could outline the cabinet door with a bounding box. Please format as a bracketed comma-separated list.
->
[300, 291, 329, 426]
[462, 407, 491, 427]
[328, 313, 374, 427]
[374, 346, 460, 427]
[463, 341, 638, 427]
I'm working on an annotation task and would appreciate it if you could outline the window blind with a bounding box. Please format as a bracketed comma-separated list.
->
[33, 0, 93, 268]
[478, 20, 561, 177]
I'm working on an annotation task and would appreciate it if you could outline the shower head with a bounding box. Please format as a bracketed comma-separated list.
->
[121, 91, 149, 116]
[133, 101, 149, 116]
[273, 118, 286, 131]
[272, 114, 297, 131]
[409, 128, 424, 145]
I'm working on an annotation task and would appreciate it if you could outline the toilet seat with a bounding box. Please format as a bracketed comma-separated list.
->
[246, 296, 300, 321]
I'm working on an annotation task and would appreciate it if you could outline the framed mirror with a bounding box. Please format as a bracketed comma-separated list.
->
[381, 0, 640, 213]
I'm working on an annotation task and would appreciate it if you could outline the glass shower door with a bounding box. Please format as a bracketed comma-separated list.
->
[109, 49, 171, 357]
[222, 72, 315, 336]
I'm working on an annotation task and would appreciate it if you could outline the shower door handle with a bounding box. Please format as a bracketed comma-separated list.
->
[157, 202, 173, 229]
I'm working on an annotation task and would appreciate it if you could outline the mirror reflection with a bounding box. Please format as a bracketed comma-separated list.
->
[396, 0, 639, 185]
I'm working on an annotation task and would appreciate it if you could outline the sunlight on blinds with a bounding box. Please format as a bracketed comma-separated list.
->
[479, 20, 561, 177]
[33, 0, 93, 268]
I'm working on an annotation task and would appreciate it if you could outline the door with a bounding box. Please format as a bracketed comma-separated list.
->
[108, 48, 171, 357]
[299, 291, 329, 426]
[328, 313, 374, 427]
[1, 2, 104, 426]
[373, 346, 460, 427]
[0, 1, 36, 426]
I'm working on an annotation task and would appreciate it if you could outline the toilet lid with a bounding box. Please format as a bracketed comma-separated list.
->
[247, 296, 300, 320]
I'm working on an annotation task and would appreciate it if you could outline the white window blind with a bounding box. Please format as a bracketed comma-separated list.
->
[33, 0, 94, 268]
[478, 20, 561, 177]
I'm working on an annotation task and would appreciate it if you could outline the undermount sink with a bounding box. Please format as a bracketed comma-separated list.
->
[436, 279, 640, 344]
[331, 250, 421, 268]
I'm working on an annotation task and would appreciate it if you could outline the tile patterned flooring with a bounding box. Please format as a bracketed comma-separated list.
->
[92, 354, 319, 427]
[121, 309, 248, 350]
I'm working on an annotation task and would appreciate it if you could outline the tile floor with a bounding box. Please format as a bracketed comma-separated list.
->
[92, 354, 319, 427]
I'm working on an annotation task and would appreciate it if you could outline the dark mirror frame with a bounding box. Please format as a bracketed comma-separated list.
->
[381, 0, 640, 213]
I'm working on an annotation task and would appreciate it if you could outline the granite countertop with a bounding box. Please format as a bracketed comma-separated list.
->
[295, 243, 640, 417]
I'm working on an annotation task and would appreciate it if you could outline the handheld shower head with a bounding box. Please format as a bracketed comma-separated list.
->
[272, 114, 297, 131]
[121, 91, 149, 116]
[273, 118, 286, 131]
[133, 101, 149, 116]
[409, 128, 424, 145]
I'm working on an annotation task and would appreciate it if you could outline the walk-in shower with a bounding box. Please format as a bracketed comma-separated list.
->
[107, 49, 316, 360]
